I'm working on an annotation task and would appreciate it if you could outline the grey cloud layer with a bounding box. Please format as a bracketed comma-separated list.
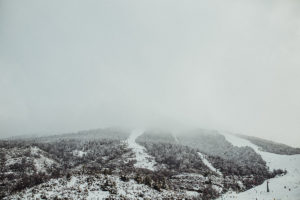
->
[0, 0, 299, 147]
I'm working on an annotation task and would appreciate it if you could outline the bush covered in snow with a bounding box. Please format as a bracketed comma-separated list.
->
[0, 128, 289, 200]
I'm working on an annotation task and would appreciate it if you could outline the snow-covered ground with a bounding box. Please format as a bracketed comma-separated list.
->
[72, 149, 87, 157]
[218, 132, 300, 200]
[4, 146, 57, 174]
[7, 175, 109, 200]
[6, 174, 190, 200]
[31, 146, 57, 173]
[198, 152, 222, 176]
[126, 129, 157, 170]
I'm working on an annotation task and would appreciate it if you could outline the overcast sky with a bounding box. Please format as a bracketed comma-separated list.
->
[0, 0, 300, 147]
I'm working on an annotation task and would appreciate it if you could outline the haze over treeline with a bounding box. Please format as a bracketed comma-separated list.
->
[0, 0, 300, 147]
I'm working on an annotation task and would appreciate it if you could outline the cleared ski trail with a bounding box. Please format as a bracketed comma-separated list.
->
[218, 132, 300, 200]
[198, 152, 222, 176]
[126, 129, 156, 171]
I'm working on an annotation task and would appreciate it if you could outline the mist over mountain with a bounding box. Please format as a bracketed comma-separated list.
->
[1, 0, 300, 147]
[1, 0, 300, 199]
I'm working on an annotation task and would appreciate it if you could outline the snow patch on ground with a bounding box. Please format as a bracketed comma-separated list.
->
[72, 150, 87, 157]
[86, 190, 109, 200]
[222, 133, 260, 152]
[4, 147, 28, 167]
[219, 132, 300, 200]
[6, 175, 110, 200]
[126, 129, 157, 171]
[185, 190, 199, 197]
[7, 174, 190, 200]
[31, 146, 56, 173]
[5, 157, 22, 167]
[198, 152, 222, 176]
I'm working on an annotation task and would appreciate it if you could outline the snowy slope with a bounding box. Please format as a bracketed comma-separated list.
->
[31, 146, 57, 173]
[6, 174, 192, 200]
[4, 146, 57, 174]
[219, 132, 300, 200]
[126, 129, 157, 170]
[6, 175, 110, 200]
[198, 152, 222, 176]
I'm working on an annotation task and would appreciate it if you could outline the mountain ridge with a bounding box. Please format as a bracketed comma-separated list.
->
[1, 128, 299, 199]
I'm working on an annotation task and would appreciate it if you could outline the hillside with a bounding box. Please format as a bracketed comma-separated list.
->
[236, 134, 300, 155]
[1, 128, 299, 199]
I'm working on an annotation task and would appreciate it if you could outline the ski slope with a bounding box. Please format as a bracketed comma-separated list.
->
[126, 129, 156, 170]
[198, 152, 222, 176]
[219, 132, 300, 200]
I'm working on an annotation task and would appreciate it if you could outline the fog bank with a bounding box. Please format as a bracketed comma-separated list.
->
[0, 0, 300, 147]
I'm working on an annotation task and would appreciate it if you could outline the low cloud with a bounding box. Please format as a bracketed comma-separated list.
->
[0, 0, 299, 147]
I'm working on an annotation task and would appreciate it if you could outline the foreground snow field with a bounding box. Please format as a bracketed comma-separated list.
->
[126, 129, 157, 170]
[219, 133, 300, 200]
[6, 174, 191, 200]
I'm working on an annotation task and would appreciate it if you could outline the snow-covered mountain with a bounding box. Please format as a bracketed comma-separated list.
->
[1, 128, 299, 199]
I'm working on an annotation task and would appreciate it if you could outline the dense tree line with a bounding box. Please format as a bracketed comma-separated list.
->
[138, 141, 211, 175]
[0, 136, 131, 198]
[137, 130, 285, 191]
[237, 134, 300, 155]
[177, 130, 270, 175]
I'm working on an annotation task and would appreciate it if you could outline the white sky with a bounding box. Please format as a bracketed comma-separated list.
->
[0, 0, 300, 147]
